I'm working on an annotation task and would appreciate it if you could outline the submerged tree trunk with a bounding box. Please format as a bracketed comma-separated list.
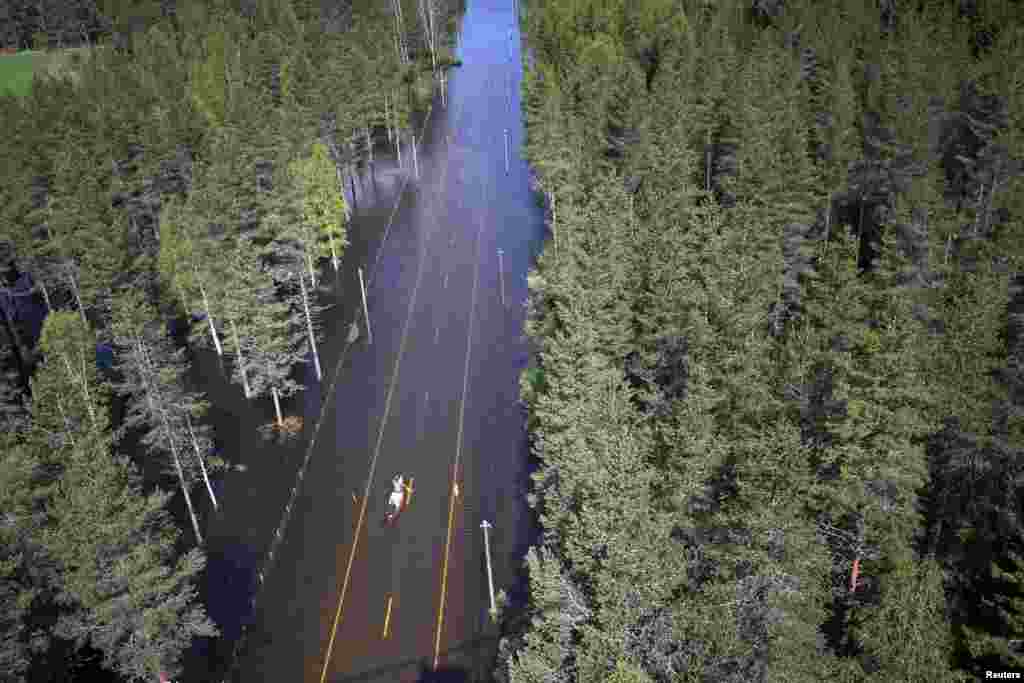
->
[194, 271, 224, 356]
[229, 317, 251, 399]
[328, 235, 339, 273]
[305, 250, 317, 290]
[137, 336, 203, 545]
[163, 408, 203, 545]
[37, 276, 53, 313]
[298, 271, 322, 381]
[185, 412, 218, 512]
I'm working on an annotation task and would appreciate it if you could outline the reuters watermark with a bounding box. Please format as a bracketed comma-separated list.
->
[986, 672, 1023, 680]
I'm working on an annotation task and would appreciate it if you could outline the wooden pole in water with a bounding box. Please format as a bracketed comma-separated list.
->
[358, 267, 372, 344]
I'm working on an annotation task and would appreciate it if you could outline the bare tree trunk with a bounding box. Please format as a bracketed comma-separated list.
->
[229, 317, 251, 398]
[66, 268, 87, 329]
[136, 336, 203, 545]
[298, 271, 323, 381]
[329, 234, 339, 273]
[37, 276, 53, 313]
[56, 394, 75, 448]
[397, 128, 403, 168]
[60, 351, 96, 428]
[177, 282, 191, 316]
[412, 133, 419, 179]
[194, 271, 224, 356]
[185, 412, 218, 512]
[271, 385, 283, 427]
[705, 130, 711, 193]
[163, 408, 203, 545]
[385, 96, 392, 145]
[306, 249, 317, 290]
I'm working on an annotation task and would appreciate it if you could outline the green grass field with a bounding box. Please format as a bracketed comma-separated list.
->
[0, 47, 95, 97]
[0, 50, 43, 97]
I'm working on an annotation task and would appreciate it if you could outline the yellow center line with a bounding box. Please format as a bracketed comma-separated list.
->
[382, 596, 394, 639]
[433, 167, 487, 670]
[318, 109, 440, 683]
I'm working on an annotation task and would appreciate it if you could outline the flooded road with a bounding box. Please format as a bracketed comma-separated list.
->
[202, 1, 546, 681]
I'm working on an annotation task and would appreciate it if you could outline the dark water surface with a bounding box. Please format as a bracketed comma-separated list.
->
[183, 2, 545, 681]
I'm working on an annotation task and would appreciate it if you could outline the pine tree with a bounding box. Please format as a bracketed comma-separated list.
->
[287, 141, 349, 279]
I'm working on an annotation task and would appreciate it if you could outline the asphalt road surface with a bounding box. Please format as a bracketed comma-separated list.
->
[230, 2, 544, 681]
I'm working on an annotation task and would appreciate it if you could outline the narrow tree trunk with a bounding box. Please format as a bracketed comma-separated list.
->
[60, 352, 96, 428]
[163, 408, 203, 545]
[194, 273, 223, 356]
[366, 126, 373, 166]
[37, 276, 53, 313]
[412, 133, 419, 179]
[298, 271, 323, 381]
[329, 235, 339, 273]
[76, 348, 96, 427]
[136, 334, 203, 544]
[385, 96, 392, 145]
[177, 282, 191, 316]
[56, 394, 75, 448]
[66, 268, 87, 329]
[705, 130, 711, 193]
[229, 317, 251, 398]
[306, 250, 317, 290]
[185, 412, 218, 512]
[396, 128, 403, 168]
[271, 385, 283, 427]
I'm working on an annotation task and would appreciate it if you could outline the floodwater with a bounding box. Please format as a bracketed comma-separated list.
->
[184, 1, 546, 681]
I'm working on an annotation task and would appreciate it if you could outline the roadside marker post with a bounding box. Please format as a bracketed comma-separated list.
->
[497, 249, 505, 307]
[481, 520, 496, 620]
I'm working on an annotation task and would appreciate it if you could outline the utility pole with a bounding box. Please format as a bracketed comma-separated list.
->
[358, 267, 373, 344]
[481, 520, 496, 620]
[497, 249, 505, 307]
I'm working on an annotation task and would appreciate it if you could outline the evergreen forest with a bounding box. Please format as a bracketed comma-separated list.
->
[3, 0, 1024, 682]
[496, 0, 1024, 682]
[0, 0, 460, 680]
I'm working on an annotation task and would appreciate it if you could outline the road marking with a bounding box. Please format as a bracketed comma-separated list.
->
[433, 174, 486, 671]
[383, 596, 394, 639]
[318, 135, 438, 683]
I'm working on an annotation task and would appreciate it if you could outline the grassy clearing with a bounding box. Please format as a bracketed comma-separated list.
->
[0, 47, 98, 97]
[0, 51, 42, 97]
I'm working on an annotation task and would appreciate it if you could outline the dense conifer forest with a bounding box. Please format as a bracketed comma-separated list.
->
[0, 0, 458, 680]
[496, 1, 1024, 682]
